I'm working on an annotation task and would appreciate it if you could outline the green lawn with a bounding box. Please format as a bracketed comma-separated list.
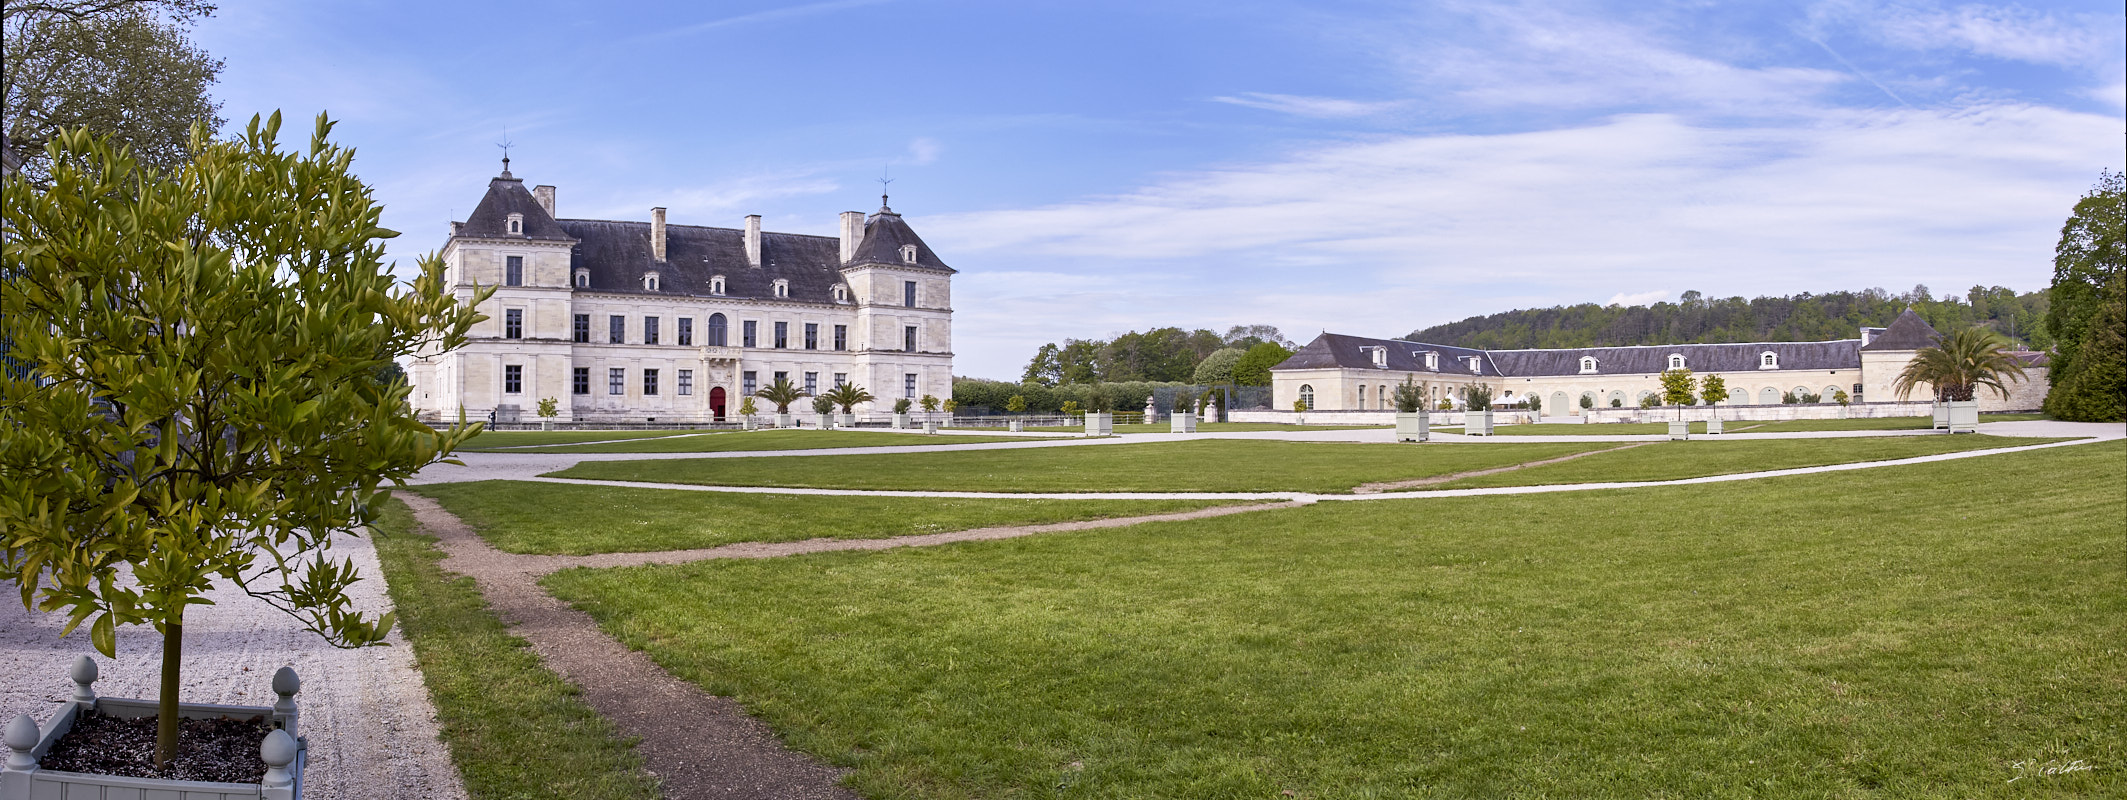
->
[1430, 434, 2058, 489]
[975, 422, 1374, 434]
[550, 439, 1612, 494]
[368, 500, 660, 799]
[544, 441, 2126, 799]
[463, 429, 707, 449]
[405, 481, 1246, 555]
[1484, 413, 2053, 435]
[472, 429, 1044, 454]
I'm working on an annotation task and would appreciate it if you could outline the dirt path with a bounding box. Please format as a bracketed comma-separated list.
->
[400, 494, 1307, 798]
[1351, 443, 1650, 494]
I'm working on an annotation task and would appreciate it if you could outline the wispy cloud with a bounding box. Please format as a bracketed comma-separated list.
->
[1813, 0, 2123, 68]
[1607, 290, 1672, 307]
[634, 0, 892, 43]
[1209, 92, 1406, 118]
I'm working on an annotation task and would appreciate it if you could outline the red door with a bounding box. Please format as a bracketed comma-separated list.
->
[710, 387, 727, 421]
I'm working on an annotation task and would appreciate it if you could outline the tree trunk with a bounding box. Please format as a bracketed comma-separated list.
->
[155, 615, 183, 768]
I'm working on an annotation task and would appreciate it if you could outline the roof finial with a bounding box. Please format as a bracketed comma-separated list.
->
[877, 166, 893, 212]
[496, 130, 515, 179]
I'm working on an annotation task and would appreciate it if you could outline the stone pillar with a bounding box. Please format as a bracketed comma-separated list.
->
[651, 207, 667, 262]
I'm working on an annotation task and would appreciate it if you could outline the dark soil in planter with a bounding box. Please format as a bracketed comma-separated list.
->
[40, 708, 272, 784]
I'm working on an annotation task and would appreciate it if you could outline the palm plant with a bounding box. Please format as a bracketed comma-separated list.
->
[821, 382, 875, 413]
[893, 398, 912, 414]
[754, 376, 806, 413]
[1893, 327, 2029, 402]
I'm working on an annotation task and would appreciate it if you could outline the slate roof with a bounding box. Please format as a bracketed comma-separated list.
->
[846, 206, 954, 273]
[1859, 308, 1941, 351]
[1276, 333, 1865, 376]
[456, 175, 575, 242]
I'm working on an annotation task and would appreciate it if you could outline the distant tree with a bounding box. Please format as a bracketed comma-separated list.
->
[1610, 397, 1622, 407]
[891, 397, 911, 414]
[1660, 368, 1696, 418]
[1005, 394, 1026, 413]
[1526, 393, 1541, 413]
[1230, 341, 1294, 386]
[1639, 393, 1660, 409]
[1698, 374, 1727, 409]
[1061, 400, 1080, 415]
[1191, 347, 1245, 385]
[4, 0, 223, 181]
[1781, 391, 1799, 404]
[942, 398, 957, 414]
[919, 394, 939, 413]
[1894, 327, 2028, 402]
[1020, 342, 1062, 386]
[1466, 385, 1494, 411]
[739, 396, 757, 416]
[2044, 171, 2125, 421]
[1392, 380, 1425, 413]
[535, 397, 559, 420]
[754, 377, 805, 413]
[1579, 393, 1594, 410]
[1833, 389, 1850, 405]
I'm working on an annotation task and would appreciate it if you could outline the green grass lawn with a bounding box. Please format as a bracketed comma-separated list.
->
[462, 429, 708, 449]
[404, 481, 1246, 555]
[1429, 434, 2058, 490]
[368, 500, 660, 799]
[471, 429, 1045, 454]
[1485, 413, 2053, 435]
[550, 439, 1612, 494]
[544, 441, 2126, 799]
[985, 422, 1373, 434]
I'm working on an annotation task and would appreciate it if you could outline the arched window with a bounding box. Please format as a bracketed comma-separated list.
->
[901, 244, 919, 263]
[1608, 390, 1625, 407]
[1760, 351, 1779, 369]
[1823, 385, 1840, 400]
[772, 279, 789, 299]
[1357, 385, 1366, 408]
[1378, 385, 1388, 409]
[507, 213, 523, 235]
[1668, 354, 1685, 370]
[707, 313, 728, 346]
[1423, 352, 1439, 370]
[832, 284, 850, 303]
[1579, 356, 1598, 374]
[573, 268, 589, 288]
[709, 275, 726, 296]
[1298, 384, 1314, 410]
[1760, 387, 1779, 405]
[643, 272, 660, 292]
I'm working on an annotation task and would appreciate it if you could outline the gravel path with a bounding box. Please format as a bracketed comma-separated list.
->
[0, 533, 466, 800]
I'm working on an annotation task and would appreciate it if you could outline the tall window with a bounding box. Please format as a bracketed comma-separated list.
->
[804, 372, 818, 395]
[903, 325, 917, 352]
[572, 314, 590, 343]
[742, 320, 757, 347]
[1298, 384, 1314, 410]
[574, 270, 588, 288]
[833, 324, 847, 351]
[710, 275, 725, 295]
[742, 371, 757, 396]
[708, 314, 728, 346]
[904, 373, 916, 399]
[774, 321, 788, 349]
[904, 280, 916, 308]
[773, 370, 787, 388]
[505, 256, 523, 287]
[608, 368, 625, 395]
[572, 367, 589, 395]
[644, 316, 660, 345]
[643, 369, 660, 396]
[504, 365, 522, 394]
[677, 318, 693, 346]
[804, 323, 818, 350]
[833, 372, 847, 388]
[504, 309, 523, 339]
[678, 370, 693, 395]
[772, 280, 789, 298]
[609, 315, 625, 344]
[1357, 385, 1366, 408]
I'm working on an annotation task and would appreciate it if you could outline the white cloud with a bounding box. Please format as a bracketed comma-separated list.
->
[1606, 290, 1672, 308]
[1209, 92, 1407, 118]
[1816, 1, 2124, 68]
[905, 137, 942, 165]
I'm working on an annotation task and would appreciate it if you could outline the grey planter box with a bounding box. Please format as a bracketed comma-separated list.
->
[922, 420, 938, 434]
[1170, 412, 1196, 433]
[837, 413, 856, 428]
[1395, 412, 1429, 442]
[891, 413, 910, 429]
[4, 658, 304, 800]
[1932, 403, 1950, 430]
[1705, 418, 1723, 435]
[1668, 420, 1690, 440]
[1465, 410, 1494, 436]
[813, 413, 834, 429]
[741, 416, 758, 431]
[775, 413, 794, 429]
[1947, 400, 1980, 433]
[1008, 419, 1024, 432]
[540, 420, 555, 431]
[1085, 412, 1113, 436]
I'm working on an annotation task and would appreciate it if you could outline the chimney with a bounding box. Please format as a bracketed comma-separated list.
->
[651, 207, 667, 262]
[744, 214, 762, 268]
[839, 211, 864, 263]
[533, 185, 556, 217]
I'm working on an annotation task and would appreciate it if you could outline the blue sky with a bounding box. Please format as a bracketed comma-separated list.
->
[192, 0, 2124, 379]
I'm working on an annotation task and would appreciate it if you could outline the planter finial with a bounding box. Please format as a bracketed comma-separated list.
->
[272, 666, 301, 734]
[69, 656, 98, 709]
[4, 713, 38, 770]
[260, 728, 297, 798]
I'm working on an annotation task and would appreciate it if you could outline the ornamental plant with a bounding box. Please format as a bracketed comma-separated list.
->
[811, 396, 834, 415]
[1466, 385, 1494, 412]
[755, 376, 805, 413]
[919, 394, 939, 413]
[1392, 379, 1425, 413]
[1061, 400, 1081, 415]
[1527, 394, 1542, 413]
[1579, 393, 1595, 410]
[820, 382, 875, 414]
[536, 397, 560, 420]
[1294, 398, 1309, 413]
[893, 398, 912, 414]
[1699, 375, 1727, 412]
[1006, 395, 1027, 414]
[1833, 389, 1851, 405]
[1660, 368, 1696, 419]
[739, 397, 758, 417]
[1893, 327, 2029, 402]
[1171, 390, 1193, 413]
[1, 115, 486, 767]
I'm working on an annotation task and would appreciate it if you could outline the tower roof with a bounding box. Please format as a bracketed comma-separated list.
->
[456, 172, 573, 242]
[845, 207, 954, 272]
[1859, 308, 1941, 351]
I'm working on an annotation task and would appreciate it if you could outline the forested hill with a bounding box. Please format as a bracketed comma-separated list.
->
[1405, 286, 2050, 351]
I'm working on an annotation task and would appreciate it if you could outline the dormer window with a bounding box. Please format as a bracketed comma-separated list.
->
[506, 213, 523, 235]
[1423, 351, 1439, 371]
[1668, 354, 1686, 370]
[832, 283, 850, 303]
[709, 275, 726, 296]
[1579, 356, 1598, 374]
[900, 244, 919, 264]
[772, 279, 789, 299]
[573, 268, 589, 288]
[1760, 351, 1778, 369]
[643, 272, 660, 292]
[1467, 356, 1483, 374]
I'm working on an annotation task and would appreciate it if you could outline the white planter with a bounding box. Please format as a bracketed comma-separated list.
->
[891, 413, 909, 429]
[922, 420, 938, 434]
[1009, 419, 1025, 432]
[837, 413, 856, 428]
[540, 420, 555, 431]
[1395, 411, 1429, 442]
[775, 413, 794, 429]
[813, 413, 834, 429]
[1705, 418, 1723, 435]
[1668, 420, 1689, 440]
[5, 659, 305, 800]
[1465, 410, 1494, 436]
[1931, 403, 1950, 430]
[740, 416, 757, 431]
[1947, 400, 1979, 433]
[1839, 404, 1851, 419]
[1170, 412, 1196, 433]
[1085, 412, 1114, 436]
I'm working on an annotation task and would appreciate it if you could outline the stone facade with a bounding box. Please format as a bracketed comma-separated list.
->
[409, 166, 953, 423]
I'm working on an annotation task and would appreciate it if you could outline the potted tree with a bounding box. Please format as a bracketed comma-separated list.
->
[755, 376, 805, 429]
[1085, 388, 1115, 436]
[892, 398, 913, 429]
[811, 396, 836, 429]
[1894, 327, 2028, 434]
[1006, 394, 1027, 432]
[942, 398, 958, 425]
[821, 382, 874, 428]
[1699, 375, 1727, 435]
[1393, 379, 1429, 442]
[1, 115, 482, 794]
[1833, 389, 1852, 419]
[1464, 385, 1496, 435]
[919, 394, 940, 434]
[1660, 367, 1696, 440]
[739, 397, 760, 430]
[536, 397, 561, 431]
[1579, 393, 1595, 417]
[1527, 393, 1542, 423]
[1170, 390, 1197, 433]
